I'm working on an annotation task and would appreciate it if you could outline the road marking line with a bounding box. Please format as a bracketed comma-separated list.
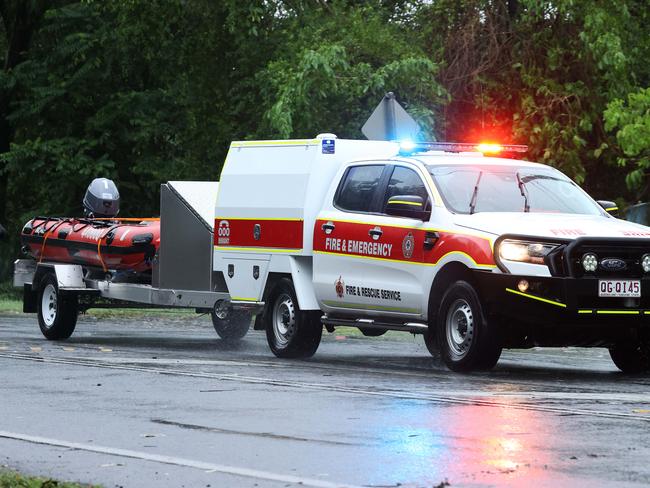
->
[1, 352, 648, 423]
[0, 430, 360, 488]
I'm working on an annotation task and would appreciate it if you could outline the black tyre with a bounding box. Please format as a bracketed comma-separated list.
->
[436, 280, 501, 372]
[359, 327, 387, 337]
[609, 340, 650, 373]
[211, 301, 252, 341]
[36, 274, 78, 340]
[265, 278, 322, 358]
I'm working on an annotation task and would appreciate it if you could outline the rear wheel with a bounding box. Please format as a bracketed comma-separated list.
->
[609, 339, 650, 373]
[265, 278, 322, 358]
[37, 274, 78, 340]
[211, 300, 251, 341]
[436, 280, 501, 372]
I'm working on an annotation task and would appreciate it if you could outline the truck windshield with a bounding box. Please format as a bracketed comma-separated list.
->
[428, 164, 602, 215]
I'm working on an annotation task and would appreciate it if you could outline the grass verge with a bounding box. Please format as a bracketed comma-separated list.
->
[0, 299, 21, 314]
[0, 297, 197, 319]
[0, 469, 99, 488]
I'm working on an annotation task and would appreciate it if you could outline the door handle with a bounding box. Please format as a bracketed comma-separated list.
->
[322, 221, 335, 234]
[424, 231, 439, 250]
[368, 227, 383, 239]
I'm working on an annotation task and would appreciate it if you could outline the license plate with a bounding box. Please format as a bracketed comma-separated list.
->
[598, 280, 641, 298]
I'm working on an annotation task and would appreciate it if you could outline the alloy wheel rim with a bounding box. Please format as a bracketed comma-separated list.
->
[214, 300, 230, 320]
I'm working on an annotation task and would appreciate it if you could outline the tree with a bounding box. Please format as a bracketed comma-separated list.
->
[0, 0, 52, 224]
[256, 1, 446, 140]
[604, 87, 650, 200]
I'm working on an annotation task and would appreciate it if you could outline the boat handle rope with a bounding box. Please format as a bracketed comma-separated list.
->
[96, 224, 123, 273]
[32, 217, 61, 234]
[38, 219, 70, 264]
[97, 225, 114, 273]
[90, 218, 160, 222]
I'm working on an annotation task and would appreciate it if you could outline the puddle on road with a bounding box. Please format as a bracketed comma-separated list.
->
[369, 399, 579, 487]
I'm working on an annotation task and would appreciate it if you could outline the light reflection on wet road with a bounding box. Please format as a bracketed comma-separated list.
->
[1, 314, 649, 487]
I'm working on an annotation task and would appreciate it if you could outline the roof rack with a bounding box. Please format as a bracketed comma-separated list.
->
[399, 141, 528, 157]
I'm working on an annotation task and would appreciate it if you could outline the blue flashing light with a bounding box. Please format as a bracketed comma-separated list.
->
[398, 141, 528, 157]
[399, 139, 416, 154]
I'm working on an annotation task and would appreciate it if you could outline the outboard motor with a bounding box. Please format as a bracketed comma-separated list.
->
[83, 178, 120, 218]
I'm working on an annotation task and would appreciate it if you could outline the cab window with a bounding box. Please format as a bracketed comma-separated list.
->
[334, 165, 385, 213]
[383, 166, 429, 211]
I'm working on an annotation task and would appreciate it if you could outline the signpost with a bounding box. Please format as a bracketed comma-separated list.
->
[361, 92, 421, 141]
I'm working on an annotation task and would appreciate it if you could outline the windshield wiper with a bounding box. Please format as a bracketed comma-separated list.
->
[516, 172, 530, 212]
[469, 171, 483, 215]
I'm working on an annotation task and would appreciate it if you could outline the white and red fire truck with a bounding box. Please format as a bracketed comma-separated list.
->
[16, 135, 650, 373]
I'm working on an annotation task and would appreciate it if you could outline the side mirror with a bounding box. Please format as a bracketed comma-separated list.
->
[597, 200, 619, 217]
[385, 195, 430, 220]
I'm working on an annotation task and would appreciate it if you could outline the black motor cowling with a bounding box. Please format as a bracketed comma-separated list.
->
[83, 178, 120, 218]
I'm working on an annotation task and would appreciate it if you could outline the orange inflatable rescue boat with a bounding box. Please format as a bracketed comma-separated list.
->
[21, 217, 160, 274]
[20, 178, 160, 277]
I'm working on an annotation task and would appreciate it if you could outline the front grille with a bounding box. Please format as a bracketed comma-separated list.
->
[546, 237, 650, 279]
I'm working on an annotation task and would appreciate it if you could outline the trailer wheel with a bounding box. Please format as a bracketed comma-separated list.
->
[609, 339, 650, 374]
[37, 274, 78, 340]
[265, 278, 322, 358]
[211, 301, 251, 341]
[436, 280, 501, 372]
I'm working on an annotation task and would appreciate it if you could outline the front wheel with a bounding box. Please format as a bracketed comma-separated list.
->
[37, 274, 78, 340]
[436, 280, 501, 372]
[211, 301, 252, 341]
[609, 339, 650, 373]
[265, 278, 322, 358]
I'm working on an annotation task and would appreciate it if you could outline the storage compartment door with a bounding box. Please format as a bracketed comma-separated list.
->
[221, 255, 270, 302]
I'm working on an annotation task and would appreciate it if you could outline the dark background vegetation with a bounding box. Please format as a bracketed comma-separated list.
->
[0, 0, 649, 280]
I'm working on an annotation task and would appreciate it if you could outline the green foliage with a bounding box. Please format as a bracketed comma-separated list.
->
[0, 469, 98, 488]
[0, 0, 649, 280]
[257, 3, 445, 139]
[604, 87, 650, 196]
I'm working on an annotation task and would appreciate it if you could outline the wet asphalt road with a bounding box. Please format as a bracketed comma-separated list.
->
[0, 312, 649, 488]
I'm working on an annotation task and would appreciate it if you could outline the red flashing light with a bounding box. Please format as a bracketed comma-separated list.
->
[399, 141, 528, 156]
[476, 143, 504, 154]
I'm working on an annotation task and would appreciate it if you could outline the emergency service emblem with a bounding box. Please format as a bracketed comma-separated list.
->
[335, 276, 345, 298]
[402, 232, 414, 259]
[217, 220, 230, 245]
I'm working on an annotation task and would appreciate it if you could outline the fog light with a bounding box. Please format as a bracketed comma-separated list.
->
[642, 254, 650, 273]
[517, 280, 529, 293]
[582, 253, 598, 272]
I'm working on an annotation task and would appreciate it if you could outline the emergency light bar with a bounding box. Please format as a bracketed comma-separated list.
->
[399, 141, 528, 156]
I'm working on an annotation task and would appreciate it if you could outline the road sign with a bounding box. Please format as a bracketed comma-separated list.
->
[361, 92, 421, 141]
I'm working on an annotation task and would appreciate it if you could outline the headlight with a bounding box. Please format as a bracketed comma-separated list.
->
[498, 239, 558, 265]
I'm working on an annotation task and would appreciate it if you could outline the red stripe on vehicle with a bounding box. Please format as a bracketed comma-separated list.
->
[313, 219, 494, 266]
[428, 231, 494, 266]
[215, 218, 303, 249]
